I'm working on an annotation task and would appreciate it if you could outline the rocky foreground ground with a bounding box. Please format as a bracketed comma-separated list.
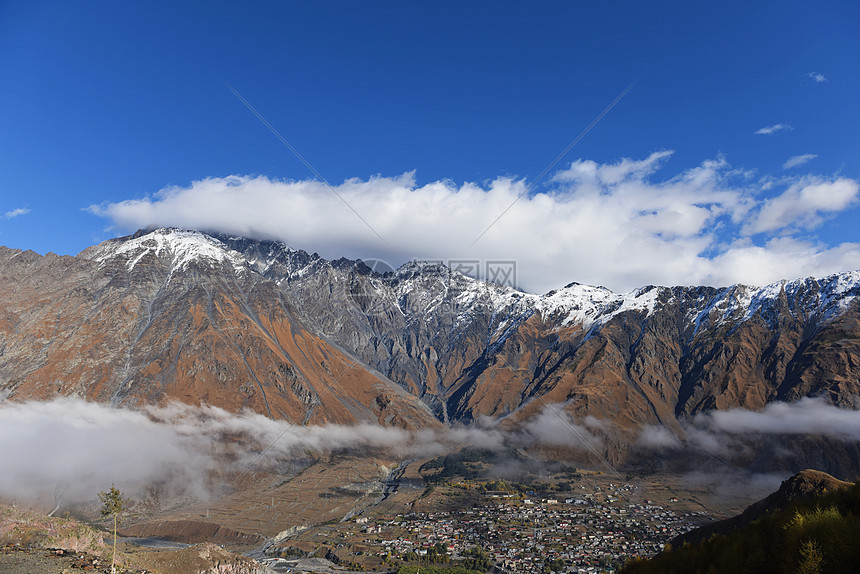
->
[0, 543, 148, 573]
[0, 503, 268, 574]
[0, 540, 269, 574]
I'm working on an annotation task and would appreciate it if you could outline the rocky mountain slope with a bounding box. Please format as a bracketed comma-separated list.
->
[671, 469, 852, 547]
[213, 230, 860, 429]
[622, 469, 860, 574]
[0, 230, 437, 428]
[2, 228, 860, 434]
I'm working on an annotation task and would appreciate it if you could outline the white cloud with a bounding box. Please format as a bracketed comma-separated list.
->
[634, 397, 860, 459]
[89, 154, 860, 293]
[808, 72, 827, 83]
[695, 236, 860, 288]
[515, 408, 605, 451]
[699, 397, 860, 440]
[4, 207, 30, 219]
[552, 149, 673, 185]
[0, 398, 604, 503]
[635, 425, 681, 449]
[754, 123, 792, 135]
[745, 177, 859, 234]
[783, 154, 817, 169]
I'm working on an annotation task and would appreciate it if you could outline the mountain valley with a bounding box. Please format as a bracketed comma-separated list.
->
[3, 228, 860, 572]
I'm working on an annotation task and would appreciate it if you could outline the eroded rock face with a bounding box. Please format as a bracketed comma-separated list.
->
[2, 228, 860, 434]
[0, 232, 438, 429]
[211, 231, 860, 430]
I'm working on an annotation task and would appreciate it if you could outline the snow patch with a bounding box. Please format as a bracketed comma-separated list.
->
[91, 229, 860, 339]
[93, 229, 245, 273]
[690, 271, 860, 335]
[535, 283, 661, 329]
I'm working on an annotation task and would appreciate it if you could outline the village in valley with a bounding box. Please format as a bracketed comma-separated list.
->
[263, 459, 717, 574]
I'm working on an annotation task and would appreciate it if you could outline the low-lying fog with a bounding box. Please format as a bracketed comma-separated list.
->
[1, 395, 857, 507]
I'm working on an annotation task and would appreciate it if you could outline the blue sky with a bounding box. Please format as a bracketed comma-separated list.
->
[1, 1, 858, 292]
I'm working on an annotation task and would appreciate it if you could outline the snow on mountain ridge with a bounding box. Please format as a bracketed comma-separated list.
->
[532, 283, 661, 329]
[87, 228, 860, 333]
[89, 228, 246, 273]
[689, 271, 860, 335]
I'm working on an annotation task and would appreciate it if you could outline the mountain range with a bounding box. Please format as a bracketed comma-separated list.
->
[2, 227, 859, 440]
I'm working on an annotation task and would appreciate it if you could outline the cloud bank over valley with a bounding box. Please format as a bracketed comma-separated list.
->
[2, 397, 859, 505]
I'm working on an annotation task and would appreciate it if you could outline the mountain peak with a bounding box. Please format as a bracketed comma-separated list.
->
[77, 228, 860, 337]
[671, 469, 852, 548]
[775, 469, 851, 502]
[82, 227, 244, 273]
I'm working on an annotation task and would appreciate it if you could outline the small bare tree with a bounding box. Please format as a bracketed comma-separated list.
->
[98, 485, 130, 574]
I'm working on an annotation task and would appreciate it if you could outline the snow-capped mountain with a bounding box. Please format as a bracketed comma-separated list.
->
[3, 227, 860, 432]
